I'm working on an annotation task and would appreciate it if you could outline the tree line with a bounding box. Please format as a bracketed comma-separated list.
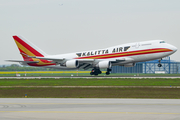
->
[0, 64, 59, 71]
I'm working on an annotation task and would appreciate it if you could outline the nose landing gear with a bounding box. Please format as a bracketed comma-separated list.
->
[158, 59, 162, 67]
[158, 64, 162, 67]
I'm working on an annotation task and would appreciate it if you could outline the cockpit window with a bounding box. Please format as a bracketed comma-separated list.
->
[160, 41, 165, 43]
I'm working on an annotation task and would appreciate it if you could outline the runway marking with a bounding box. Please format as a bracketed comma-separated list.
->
[0, 111, 180, 115]
[0, 103, 180, 106]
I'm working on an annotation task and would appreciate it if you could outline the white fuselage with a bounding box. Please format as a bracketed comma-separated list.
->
[43, 40, 176, 68]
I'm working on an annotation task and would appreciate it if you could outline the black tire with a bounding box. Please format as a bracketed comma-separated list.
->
[90, 72, 94, 75]
[158, 64, 162, 67]
[97, 69, 102, 74]
[106, 72, 110, 75]
[94, 73, 99, 75]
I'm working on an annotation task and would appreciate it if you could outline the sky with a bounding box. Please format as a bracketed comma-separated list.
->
[0, 0, 180, 65]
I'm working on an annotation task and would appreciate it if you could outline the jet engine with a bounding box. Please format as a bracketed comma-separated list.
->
[96, 61, 112, 69]
[66, 60, 79, 68]
[124, 63, 136, 67]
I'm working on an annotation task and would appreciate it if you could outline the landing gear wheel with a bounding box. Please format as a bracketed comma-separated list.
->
[90, 68, 102, 76]
[105, 68, 111, 75]
[158, 59, 162, 67]
[94, 73, 99, 76]
[106, 72, 110, 75]
[90, 72, 94, 75]
[90, 69, 94, 75]
[158, 64, 162, 67]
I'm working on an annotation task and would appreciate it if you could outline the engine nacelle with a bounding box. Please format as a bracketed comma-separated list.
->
[124, 63, 136, 67]
[96, 61, 112, 69]
[66, 60, 79, 68]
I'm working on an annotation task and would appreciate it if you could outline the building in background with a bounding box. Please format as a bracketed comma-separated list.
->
[111, 57, 180, 74]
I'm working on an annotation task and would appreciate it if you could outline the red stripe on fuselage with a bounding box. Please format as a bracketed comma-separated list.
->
[76, 48, 172, 59]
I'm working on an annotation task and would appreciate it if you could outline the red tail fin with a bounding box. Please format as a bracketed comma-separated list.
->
[13, 35, 47, 61]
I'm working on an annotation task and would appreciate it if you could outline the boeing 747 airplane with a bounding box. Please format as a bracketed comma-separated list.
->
[7, 35, 177, 75]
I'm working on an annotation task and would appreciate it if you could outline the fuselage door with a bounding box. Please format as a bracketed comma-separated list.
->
[135, 43, 140, 48]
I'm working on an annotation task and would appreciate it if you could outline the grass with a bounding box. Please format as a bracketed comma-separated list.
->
[0, 71, 180, 77]
[0, 78, 180, 86]
[0, 88, 179, 98]
[1, 78, 180, 98]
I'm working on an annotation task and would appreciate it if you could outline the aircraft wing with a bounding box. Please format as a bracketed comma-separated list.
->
[28, 56, 94, 69]
[31, 56, 132, 64]
[95, 57, 133, 63]
[113, 57, 134, 63]
[11, 55, 134, 69]
[29, 56, 95, 63]
[30, 56, 94, 62]
[77, 57, 133, 69]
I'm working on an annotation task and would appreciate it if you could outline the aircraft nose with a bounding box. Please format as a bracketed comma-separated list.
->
[171, 45, 177, 53]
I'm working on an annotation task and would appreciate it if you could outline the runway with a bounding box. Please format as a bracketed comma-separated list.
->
[0, 98, 180, 120]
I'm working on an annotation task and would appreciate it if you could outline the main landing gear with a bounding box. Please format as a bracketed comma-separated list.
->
[106, 68, 111, 75]
[90, 68, 102, 75]
[158, 59, 162, 67]
[90, 68, 111, 76]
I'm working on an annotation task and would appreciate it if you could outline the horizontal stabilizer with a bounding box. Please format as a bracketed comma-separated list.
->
[28, 56, 64, 61]
[6, 60, 39, 64]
